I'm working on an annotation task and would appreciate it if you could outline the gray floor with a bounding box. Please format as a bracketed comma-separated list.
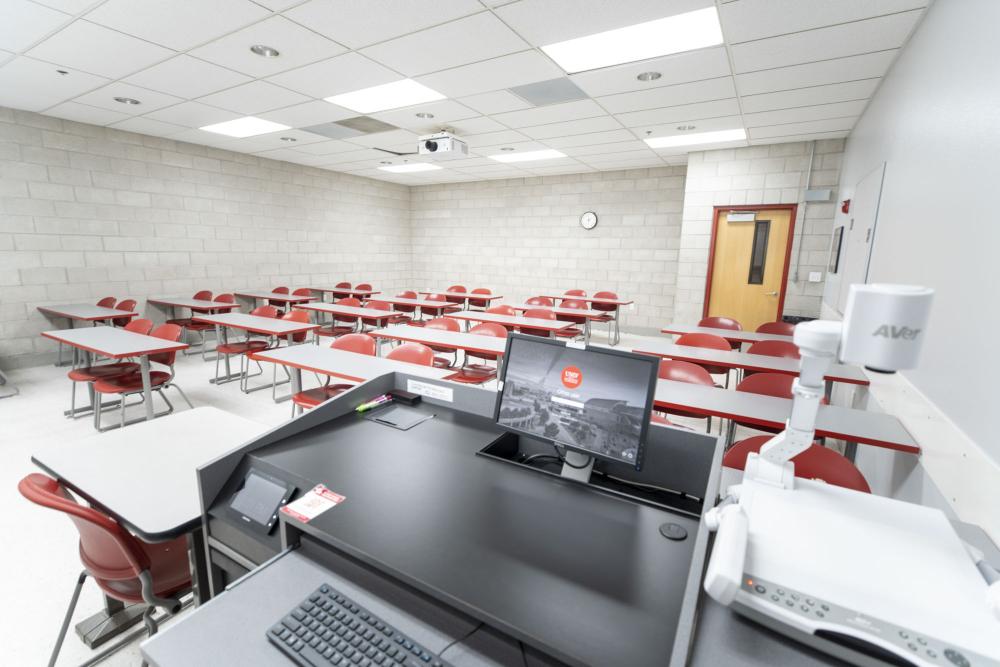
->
[0, 332, 743, 666]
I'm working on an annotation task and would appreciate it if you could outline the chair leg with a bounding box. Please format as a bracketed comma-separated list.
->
[172, 383, 194, 409]
[120, 391, 126, 429]
[49, 571, 87, 667]
[70, 381, 76, 418]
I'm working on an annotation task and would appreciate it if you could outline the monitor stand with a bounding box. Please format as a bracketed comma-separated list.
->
[560, 449, 594, 483]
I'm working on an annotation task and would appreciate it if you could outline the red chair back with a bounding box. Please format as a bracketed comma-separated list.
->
[334, 297, 361, 323]
[423, 293, 453, 316]
[469, 288, 492, 309]
[251, 305, 278, 318]
[282, 310, 311, 343]
[564, 289, 586, 297]
[215, 293, 235, 304]
[355, 283, 372, 292]
[699, 316, 742, 331]
[756, 321, 795, 336]
[96, 296, 116, 308]
[592, 290, 618, 313]
[332, 282, 352, 299]
[558, 298, 588, 325]
[486, 305, 515, 316]
[520, 308, 556, 337]
[445, 285, 467, 304]
[526, 296, 554, 307]
[18, 474, 149, 581]
[747, 340, 800, 359]
[124, 318, 154, 335]
[335, 282, 351, 289]
[658, 359, 714, 385]
[193, 290, 212, 301]
[272, 286, 290, 294]
[393, 291, 418, 314]
[737, 372, 794, 399]
[386, 342, 434, 366]
[292, 288, 313, 297]
[676, 332, 731, 351]
[113, 299, 137, 326]
[468, 322, 507, 362]
[367, 300, 391, 310]
[331, 333, 376, 356]
[425, 317, 460, 332]
[148, 323, 183, 366]
[724, 436, 871, 493]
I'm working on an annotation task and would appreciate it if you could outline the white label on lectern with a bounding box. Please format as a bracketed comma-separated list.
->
[281, 485, 345, 523]
[407, 380, 453, 403]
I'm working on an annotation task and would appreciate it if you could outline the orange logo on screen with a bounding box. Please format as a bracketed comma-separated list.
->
[561, 366, 583, 389]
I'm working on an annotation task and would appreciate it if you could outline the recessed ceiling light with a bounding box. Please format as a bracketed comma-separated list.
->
[644, 128, 746, 149]
[250, 44, 280, 58]
[489, 149, 566, 163]
[200, 116, 291, 138]
[325, 79, 445, 114]
[114, 97, 141, 105]
[541, 7, 723, 73]
[415, 112, 434, 119]
[378, 163, 442, 173]
[279, 136, 297, 142]
[636, 71, 661, 82]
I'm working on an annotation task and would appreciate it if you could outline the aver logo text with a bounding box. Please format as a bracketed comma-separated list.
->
[872, 325, 921, 340]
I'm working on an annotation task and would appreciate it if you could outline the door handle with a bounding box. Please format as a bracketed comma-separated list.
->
[765, 291, 778, 296]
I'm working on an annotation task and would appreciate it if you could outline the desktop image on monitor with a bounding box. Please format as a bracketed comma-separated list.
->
[494, 334, 659, 469]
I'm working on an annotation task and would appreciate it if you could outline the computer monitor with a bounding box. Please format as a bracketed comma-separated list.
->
[494, 333, 659, 473]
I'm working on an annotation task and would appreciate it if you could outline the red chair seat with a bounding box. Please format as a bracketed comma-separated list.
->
[554, 327, 583, 338]
[432, 356, 453, 369]
[68, 362, 139, 382]
[93, 370, 171, 394]
[447, 367, 497, 384]
[165, 317, 193, 327]
[291, 385, 353, 408]
[216, 340, 270, 355]
[88, 535, 192, 602]
[723, 435, 871, 493]
[315, 325, 356, 338]
[185, 320, 216, 332]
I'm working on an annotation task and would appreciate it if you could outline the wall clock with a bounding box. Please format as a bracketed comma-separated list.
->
[579, 211, 598, 230]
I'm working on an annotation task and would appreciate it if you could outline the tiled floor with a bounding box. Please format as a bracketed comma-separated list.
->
[0, 331, 736, 666]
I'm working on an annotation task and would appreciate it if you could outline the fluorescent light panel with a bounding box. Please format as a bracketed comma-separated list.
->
[326, 79, 445, 114]
[200, 116, 290, 138]
[541, 7, 723, 73]
[645, 128, 746, 149]
[489, 149, 566, 163]
[378, 163, 442, 173]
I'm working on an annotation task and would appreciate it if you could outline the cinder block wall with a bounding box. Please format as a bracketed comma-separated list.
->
[409, 166, 688, 335]
[0, 107, 411, 369]
[673, 139, 844, 324]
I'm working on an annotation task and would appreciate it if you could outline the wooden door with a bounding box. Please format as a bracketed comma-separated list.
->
[705, 207, 795, 331]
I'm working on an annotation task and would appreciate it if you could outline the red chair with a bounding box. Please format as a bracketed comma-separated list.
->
[385, 342, 434, 366]
[591, 290, 620, 344]
[757, 321, 796, 336]
[520, 308, 557, 337]
[166, 289, 212, 327]
[421, 293, 457, 319]
[676, 332, 734, 386]
[526, 296, 554, 307]
[554, 299, 587, 339]
[656, 359, 716, 433]
[331, 282, 352, 299]
[392, 290, 421, 325]
[424, 317, 461, 368]
[564, 289, 587, 297]
[93, 323, 193, 430]
[450, 322, 506, 384]
[744, 340, 800, 378]
[468, 288, 492, 310]
[112, 298, 137, 327]
[733, 373, 799, 435]
[292, 287, 313, 299]
[315, 297, 361, 340]
[67, 318, 154, 417]
[444, 284, 467, 305]
[214, 305, 275, 386]
[96, 296, 116, 308]
[18, 474, 190, 667]
[724, 435, 871, 493]
[699, 316, 743, 350]
[361, 299, 408, 330]
[280, 310, 312, 345]
[486, 305, 516, 331]
[290, 334, 376, 417]
[269, 286, 290, 313]
[354, 283, 373, 299]
[185, 293, 235, 360]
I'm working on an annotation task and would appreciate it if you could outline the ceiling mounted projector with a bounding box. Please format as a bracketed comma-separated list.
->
[418, 132, 468, 160]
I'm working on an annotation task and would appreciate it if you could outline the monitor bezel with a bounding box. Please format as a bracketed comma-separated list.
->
[493, 333, 658, 471]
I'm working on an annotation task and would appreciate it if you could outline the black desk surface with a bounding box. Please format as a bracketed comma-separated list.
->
[246, 403, 702, 667]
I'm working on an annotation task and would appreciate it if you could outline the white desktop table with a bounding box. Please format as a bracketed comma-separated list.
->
[445, 310, 576, 337]
[37, 303, 140, 365]
[660, 323, 792, 344]
[369, 324, 508, 358]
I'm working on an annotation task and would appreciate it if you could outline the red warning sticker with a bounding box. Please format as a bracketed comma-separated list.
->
[280, 484, 345, 523]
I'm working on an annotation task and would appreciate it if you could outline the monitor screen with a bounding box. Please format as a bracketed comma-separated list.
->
[229, 470, 292, 528]
[495, 334, 658, 469]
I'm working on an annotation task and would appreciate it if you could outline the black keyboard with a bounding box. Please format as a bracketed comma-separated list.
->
[267, 584, 454, 667]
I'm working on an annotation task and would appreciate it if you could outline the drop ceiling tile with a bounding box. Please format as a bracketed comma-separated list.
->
[525, 164, 598, 176]
[258, 100, 355, 128]
[32, 0, 103, 13]
[361, 12, 527, 77]
[491, 99, 607, 129]
[720, 0, 926, 44]
[570, 46, 732, 97]
[649, 137, 747, 156]
[581, 149, 658, 164]
[740, 79, 879, 113]
[123, 55, 253, 100]
[561, 140, 649, 157]
[494, 0, 712, 46]
[273, 151, 342, 166]
[252, 147, 308, 161]
[598, 76, 736, 113]
[27, 20, 174, 79]
[742, 100, 868, 127]
[416, 50, 564, 98]
[735, 50, 898, 96]
[215, 128, 331, 152]
[445, 116, 507, 135]
[629, 114, 743, 140]
[469, 141, 548, 157]
[369, 100, 478, 131]
[292, 139, 367, 155]
[582, 156, 665, 170]
[252, 0, 304, 9]
[345, 129, 420, 149]
[0, 56, 108, 112]
[285, 0, 483, 49]
[458, 90, 532, 115]
[198, 80, 311, 115]
[72, 82, 183, 115]
[614, 97, 741, 127]
[109, 116, 188, 137]
[747, 130, 848, 146]
[543, 129, 636, 148]
[520, 115, 622, 140]
[748, 117, 856, 140]
[730, 11, 923, 73]
[461, 129, 531, 147]
[189, 16, 347, 78]
[267, 52, 400, 99]
[169, 128, 244, 149]
[44, 101, 129, 125]
[320, 148, 392, 164]
[0, 0, 71, 52]
[85, 0, 270, 50]
[144, 101, 242, 128]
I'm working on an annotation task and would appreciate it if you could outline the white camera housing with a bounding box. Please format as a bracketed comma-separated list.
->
[418, 132, 468, 160]
[840, 283, 934, 372]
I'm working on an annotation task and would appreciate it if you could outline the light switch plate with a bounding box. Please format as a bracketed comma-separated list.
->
[808, 271, 823, 282]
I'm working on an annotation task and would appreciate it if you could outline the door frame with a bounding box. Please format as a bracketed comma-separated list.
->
[702, 204, 798, 319]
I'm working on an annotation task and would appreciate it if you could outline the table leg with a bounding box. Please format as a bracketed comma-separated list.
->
[74, 594, 146, 648]
[56, 318, 75, 367]
[187, 527, 209, 606]
[140, 355, 154, 421]
[0, 368, 19, 399]
[584, 319, 592, 344]
[290, 365, 302, 398]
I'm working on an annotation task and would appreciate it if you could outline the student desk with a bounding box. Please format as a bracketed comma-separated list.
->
[37, 303, 139, 365]
[233, 291, 314, 310]
[31, 407, 264, 644]
[537, 293, 632, 344]
[369, 324, 508, 359]
[378, 295, 463, 319]
[509, 303, 607, 342]
[147, 296, 240, 320]
[417, 290, 504, 306]
[310, 287, 381, 301]
[661, 323, 792, 344]
[41, 327, 188, 425]
[295, 302, 399, 331]
[444, 310, 576, 337]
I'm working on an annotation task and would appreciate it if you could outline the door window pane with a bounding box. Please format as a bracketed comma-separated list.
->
[747, 220, 770, 284]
